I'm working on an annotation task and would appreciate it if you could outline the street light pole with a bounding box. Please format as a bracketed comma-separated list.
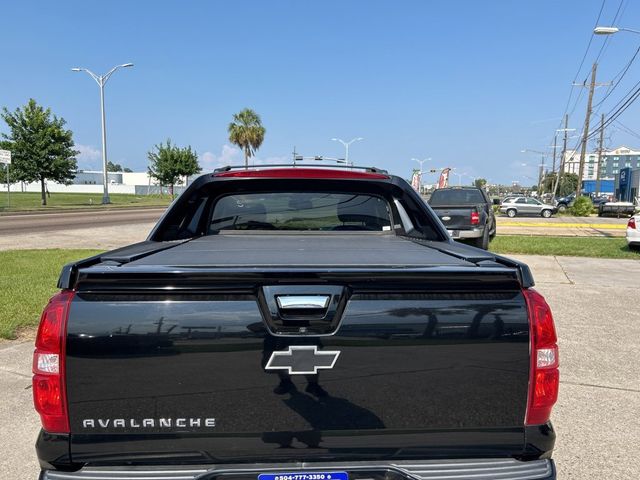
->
[331, 137, 363, 166]
[594, 26, 640, 35]
[411, 158, 431, 192]
[72, 63, 134, 204]
[521, 149, 547, 195]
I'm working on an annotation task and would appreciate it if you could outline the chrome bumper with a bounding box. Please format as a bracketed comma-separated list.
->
[447, 228, 483, 239]
[42, 458, 555, 479]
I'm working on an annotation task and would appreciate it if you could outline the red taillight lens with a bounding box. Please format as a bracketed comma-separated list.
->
[628, 217, 637, 230]
[523, 288, 559, 426]
[471, 211, 480, 225]
[33, 290, 74, 433]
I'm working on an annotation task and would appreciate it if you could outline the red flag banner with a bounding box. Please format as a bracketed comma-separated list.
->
[437, 168, 451, 189]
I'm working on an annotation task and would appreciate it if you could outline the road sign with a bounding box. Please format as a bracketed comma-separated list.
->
[0, 149, 11, 164]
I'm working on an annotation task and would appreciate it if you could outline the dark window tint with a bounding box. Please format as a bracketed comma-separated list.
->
[429, 189, 485, 206]
[210, 193, 391, 232]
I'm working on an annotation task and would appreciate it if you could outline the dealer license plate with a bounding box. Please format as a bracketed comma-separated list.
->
[447, 229, 460, 238]
[259, 473, 348, 480]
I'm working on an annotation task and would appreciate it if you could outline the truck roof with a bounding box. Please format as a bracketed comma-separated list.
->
[213, 165, 389, 180]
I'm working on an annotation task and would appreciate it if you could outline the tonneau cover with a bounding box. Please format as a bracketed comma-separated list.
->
[128, 234, 484, 268]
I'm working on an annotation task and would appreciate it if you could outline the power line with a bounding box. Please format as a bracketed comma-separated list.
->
[580, 82, 640, 146]
[555, 0, 607, 132]
[614, 120, 640, 140]
[592, 45, 640, 111]
[592, 0, 626, 65]
[547, 0, 607, 163]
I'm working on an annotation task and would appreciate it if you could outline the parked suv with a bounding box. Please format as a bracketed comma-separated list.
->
[500, 197, 556, 218]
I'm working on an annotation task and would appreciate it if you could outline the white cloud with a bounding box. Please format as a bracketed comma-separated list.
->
[75, 144, 101, 169]
[199, 146, 290, 171]
[199, 144, 242, 171]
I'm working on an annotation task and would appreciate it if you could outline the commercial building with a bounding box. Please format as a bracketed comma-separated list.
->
[562, 145, 640, 181]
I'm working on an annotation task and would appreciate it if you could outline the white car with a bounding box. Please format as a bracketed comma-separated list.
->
[627, 214, 640, 250]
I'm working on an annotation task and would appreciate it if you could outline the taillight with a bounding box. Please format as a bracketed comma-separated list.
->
[470, 211, 480, 225]
[629, 217, 637, 230]
[33, 290, 74, 433]
[523, 288, 559, 426]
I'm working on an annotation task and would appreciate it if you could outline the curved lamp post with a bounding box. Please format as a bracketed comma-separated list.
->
[72, 63, 134, 204]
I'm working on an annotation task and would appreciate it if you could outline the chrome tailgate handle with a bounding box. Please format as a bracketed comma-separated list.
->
[276, 295, 330, 310]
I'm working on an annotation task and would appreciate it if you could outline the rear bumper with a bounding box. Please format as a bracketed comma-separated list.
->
[41, 459, 556, 480]
[447, 227, 483, 239]
[627, 227, 640, 245]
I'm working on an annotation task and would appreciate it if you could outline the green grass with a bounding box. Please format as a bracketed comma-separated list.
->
[0, 249, 102, 339]
[0, 191, 171, 212]
[490, 235, 640, 259]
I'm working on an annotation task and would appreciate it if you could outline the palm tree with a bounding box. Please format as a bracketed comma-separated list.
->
[228, 108, 266, 168]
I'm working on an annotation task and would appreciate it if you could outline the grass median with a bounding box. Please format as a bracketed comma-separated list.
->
[1, 237, 638, 339]
[490, 235, 640, 259]
[0, 249, 101, 339]
[0, 191, 171, 212]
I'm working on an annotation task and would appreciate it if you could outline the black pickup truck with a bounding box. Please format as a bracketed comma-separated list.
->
[33, 166, 559, 480]
[428, 187, 496, 250]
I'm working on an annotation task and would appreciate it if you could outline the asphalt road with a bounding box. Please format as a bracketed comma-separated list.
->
[1, 255, 638, 479]
[0, 208, 632, 251]
[0, 208, 166, 235]
[0, 208, 165, 250]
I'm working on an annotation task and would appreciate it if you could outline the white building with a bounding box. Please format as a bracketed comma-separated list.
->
[562, 146, 640, 181]
[15, 170, 197, 195]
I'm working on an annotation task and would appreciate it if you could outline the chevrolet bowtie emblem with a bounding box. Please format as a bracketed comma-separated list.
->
[265, 346, 341, 375]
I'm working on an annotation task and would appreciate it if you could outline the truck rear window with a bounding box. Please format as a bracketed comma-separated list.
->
[429, 189, 485, 206]
[210, 193, 391, 232]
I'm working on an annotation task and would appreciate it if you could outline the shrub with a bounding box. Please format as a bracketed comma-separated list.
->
[571, 196, 593, 217]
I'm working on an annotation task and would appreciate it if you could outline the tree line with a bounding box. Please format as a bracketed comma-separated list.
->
[1, 99, 266, 205]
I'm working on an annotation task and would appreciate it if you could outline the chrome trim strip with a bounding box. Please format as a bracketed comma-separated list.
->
[43, 459, 553, 480]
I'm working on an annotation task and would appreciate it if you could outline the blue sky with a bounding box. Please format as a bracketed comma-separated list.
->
[1, 0, 640, 184]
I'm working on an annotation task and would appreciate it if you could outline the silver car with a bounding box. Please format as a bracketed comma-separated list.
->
[500, 197, 556, 218]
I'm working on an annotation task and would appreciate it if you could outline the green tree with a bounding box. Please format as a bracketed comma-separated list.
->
[474, 178, 487, 189]
[107, 161, 133, 172]
[542, 172, 579, 197]
[228, 108, 266, 168]
[147, 139, 201, 196]
[107, 161, 123, 172]
[1, 99, 78, 205]
[571, 196, 593, 217]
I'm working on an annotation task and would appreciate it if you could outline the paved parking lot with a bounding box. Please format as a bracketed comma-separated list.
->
[1, 255, 638, 479]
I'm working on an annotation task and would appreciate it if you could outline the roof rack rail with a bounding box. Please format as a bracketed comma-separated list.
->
[213, 164, 388, 174]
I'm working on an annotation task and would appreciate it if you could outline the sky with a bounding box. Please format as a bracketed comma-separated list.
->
[1, 0, 640, 185]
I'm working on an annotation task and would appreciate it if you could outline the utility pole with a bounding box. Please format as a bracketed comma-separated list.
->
[576, 62, 605, 198]
[537, 155, 545, 195]
[552, 115, 570, 198]
[551, 133, 558, 173]
[595, 113, 605, 196]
